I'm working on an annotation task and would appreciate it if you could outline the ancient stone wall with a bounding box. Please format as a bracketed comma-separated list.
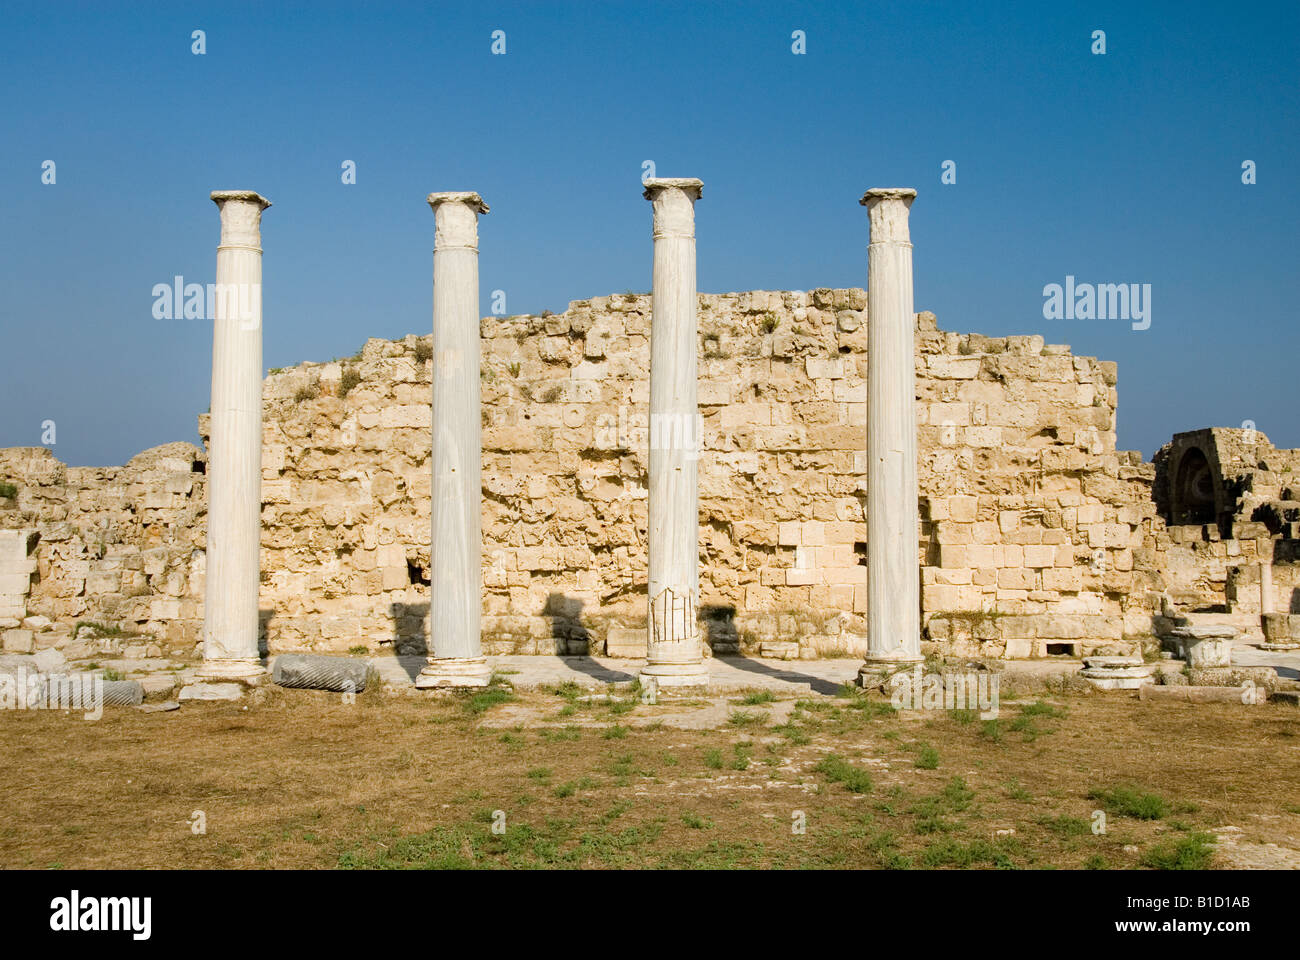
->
[0, 289, 1178, 660]
[0, 443, 205, 658]
[1151, 427, 1300, 632]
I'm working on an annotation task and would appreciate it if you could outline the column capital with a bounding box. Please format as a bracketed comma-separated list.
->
[211, 190, 271, 249]
[427, 192, 489, 251]
[644, 178, 702, 239]
[642, 177, 704, 201]
[426, 191, 490, 214]
[211, 189, 272, 208]
[860, 187, 916, 244]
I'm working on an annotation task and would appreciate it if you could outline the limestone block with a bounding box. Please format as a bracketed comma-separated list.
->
[178, 682, 244, 701]
[85, 571, 121, 595]
[2, 629, 35, 653]
[1023, 545, 1056, 568]
[1004, 638, 1033, 658]
[928, 356, 981, 379]
[995, 545, 1021, 568]
[760, 640, 799, 660]
[1042, 568, 1082, 592]
[32, 647, 65, 672]
[949, 496, 978, 522]
[139, 675, 177, 696]
[605, 626, 647, 658]
[1138, 685, 1259, 705]
[0, 572, 32, 594]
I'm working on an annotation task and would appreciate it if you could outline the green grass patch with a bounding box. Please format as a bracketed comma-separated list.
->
[915, 743, 941, 769]
[1040, 814, 1091, 837]
[1088, 785, 1169, 820]
[918, 837, 1016, 869]
[814, 754, 873, 794]
[1140, 832, 1215, 870]
[1003, 780, 1032, 802]
[732, 743, 752, 771]
[775, 723, 811, 745]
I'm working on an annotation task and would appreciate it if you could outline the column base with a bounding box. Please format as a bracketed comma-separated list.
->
[415, 656, 492, 689]
[195, 658, 267, 685]
[856, 653, 925, 688]
[640, 660, 709, 689]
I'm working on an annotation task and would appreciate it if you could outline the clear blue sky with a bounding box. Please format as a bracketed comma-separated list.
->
[2, 0, 1296, 466]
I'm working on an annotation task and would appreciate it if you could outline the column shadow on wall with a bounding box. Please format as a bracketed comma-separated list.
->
[699, 604, 842, 695]
[258, 607, 274, 659]
[390, 601, 430, 681]
[544, 592, 635, 683]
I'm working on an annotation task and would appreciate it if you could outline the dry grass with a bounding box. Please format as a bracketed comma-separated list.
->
[1, 683, 1297, 869]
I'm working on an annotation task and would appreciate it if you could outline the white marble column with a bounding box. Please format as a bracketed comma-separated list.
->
[640, 178, 709, 689]
[858, 188, 924, 684]
[1260, 561, 1274, 615]
[417, 192, 492, 689]
[199, 190, 271, 681]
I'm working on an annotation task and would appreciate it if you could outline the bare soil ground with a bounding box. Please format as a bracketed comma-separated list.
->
[2, 680, 1298, 869]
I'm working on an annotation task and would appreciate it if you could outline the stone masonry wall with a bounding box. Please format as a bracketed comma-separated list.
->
[0, 289, 1175, 661]
[0, 443, 205, 658]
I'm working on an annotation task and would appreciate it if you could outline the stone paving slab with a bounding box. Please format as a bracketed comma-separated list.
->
[370, 654, 852, 694]
[368, 654, 1118, 696]
[1231, 639, 1300, 681]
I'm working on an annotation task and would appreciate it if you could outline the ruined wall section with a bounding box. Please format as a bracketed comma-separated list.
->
[0, 289, 1169, 660]
[248, 289, 1163, 658]
[0, 443, 206, 658]
[1152, 427, 1300, 626]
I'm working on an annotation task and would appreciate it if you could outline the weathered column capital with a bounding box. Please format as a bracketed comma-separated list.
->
[211, 190, 272, 250]
[860, 187, 916, 245]
[643, 178, 703, 239]
[427, 192, 489, 251]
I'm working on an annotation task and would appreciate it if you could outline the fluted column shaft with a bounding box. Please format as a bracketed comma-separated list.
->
[417, 192, 492, 689]
[859, 188, 924, 679]
[200, 190, 271, 680]
[641, 178, 708, 688]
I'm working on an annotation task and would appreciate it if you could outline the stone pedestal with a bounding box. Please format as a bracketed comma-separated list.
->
[857, 188, 924, 686]
[1166, 625, 1235, 668]
[1080, 656, 1157, 690]
[417, 192, 492, 690]
[1261, 613, 1300, 650]
[199, 190, 271, 683]
[640, 178, 709, 689]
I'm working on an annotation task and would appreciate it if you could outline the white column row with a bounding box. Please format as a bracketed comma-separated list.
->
[197, 185, 923, 690]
